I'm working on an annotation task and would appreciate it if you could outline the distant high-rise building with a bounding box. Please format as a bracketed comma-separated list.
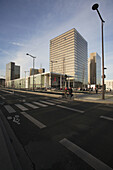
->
[30, 68, 45, 76]
[88, 52, 101, 85]
[50, 28, 88, 85]
[38, 68, 45, 74]
[30, 68, 39, 76]
[0, 78, 5, 87]
[6, 62, 20, 81]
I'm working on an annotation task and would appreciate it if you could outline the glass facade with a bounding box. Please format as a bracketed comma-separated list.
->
[50, 28, 88, 85]
[5, 72, 65, 89]
[88, 52, 101, 85]
[6, 62, 20, 81]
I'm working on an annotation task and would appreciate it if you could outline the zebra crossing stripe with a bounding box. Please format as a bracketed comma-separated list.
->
[52, 99, 68, 103]
[32, 101, 48, 107]
[20, 112, 46, 129]
[100, 116, 113, 121]
[40, 100, 55, 106]
[15, 104, 28, 111]
[60, 138, 113, 170]
[57, 105, 84, 113]
[0, 95, 5, 99]
[4, 105, 16, 113]
[24, 103, 39, 109]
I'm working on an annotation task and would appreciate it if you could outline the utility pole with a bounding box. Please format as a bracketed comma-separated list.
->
[26, 53, 36, 91]
[92, 3, 105, 99]
[63, 57, 65, 88]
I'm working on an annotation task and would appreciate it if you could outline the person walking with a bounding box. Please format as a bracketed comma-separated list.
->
[69, 87, 73, 100]
[64, 87, 67, 98]
[95, 87, 98, 94]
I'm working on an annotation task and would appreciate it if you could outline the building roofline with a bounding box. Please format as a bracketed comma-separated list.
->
[50, 28, 87, 43]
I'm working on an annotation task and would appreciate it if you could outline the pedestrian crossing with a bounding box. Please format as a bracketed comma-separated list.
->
[32, 101, 48, 107]
[24, 103, 39, 109]
[3, 100, 57, 113]
[4, 105, 16, 113]
[39, 100, 55, 106]
[15, 104, 28, 111]
[3, 99, 79, 114]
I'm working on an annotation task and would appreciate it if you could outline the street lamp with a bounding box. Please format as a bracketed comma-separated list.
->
[92, 3, 105, 99]
[26, 53, 36, 91]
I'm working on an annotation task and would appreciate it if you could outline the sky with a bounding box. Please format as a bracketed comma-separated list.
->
[0, 0, 113, 80]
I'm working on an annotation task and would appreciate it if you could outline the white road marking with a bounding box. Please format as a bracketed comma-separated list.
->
[24, 103, 39, 109]
[40, 100, 55, 106]
[20, 112, 46, 129]
[15, 104, 28, 111]
[4, 105, 16, 113]
[100, 116, 113, 121]
[0, 95, 5, 99]
[60, 138, 113, 170]
[1, 89, 14, 94]
[46, 99, 60, 104]
[57, 105, 84, 113]
[48, 99, 68, 103]
[32, 101, 48, 107]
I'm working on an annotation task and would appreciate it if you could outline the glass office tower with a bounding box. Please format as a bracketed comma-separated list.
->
[50, 28, 88, 86]
[88, 52, 101, 85]
[6, 62, 20, 81]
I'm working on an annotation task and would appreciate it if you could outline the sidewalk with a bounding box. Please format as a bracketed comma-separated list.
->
[74, 92, 113, 104]
[1, 87, 113, 104]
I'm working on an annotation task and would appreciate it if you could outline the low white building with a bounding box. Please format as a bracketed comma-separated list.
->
[105, 80, 113, 90]
[5, 72, 74, 89]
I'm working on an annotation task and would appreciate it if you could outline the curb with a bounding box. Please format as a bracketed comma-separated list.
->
[1, 88, 62, 98]
[74, 98, 113, 104]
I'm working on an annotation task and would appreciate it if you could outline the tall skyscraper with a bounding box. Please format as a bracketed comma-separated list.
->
[6, 62, 20, 81]
[88, 52, 101, 85]
[50, 28, 88, 86]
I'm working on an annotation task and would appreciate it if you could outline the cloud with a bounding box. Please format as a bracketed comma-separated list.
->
[1, 0, 112, 81]
[10, 42, 25, 47]
[0, 48, 12, 56]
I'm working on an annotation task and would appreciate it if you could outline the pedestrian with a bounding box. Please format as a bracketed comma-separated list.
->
[95, 87, 98, 94]
[64, 87, 67, 98]
[69, 87, 73, 100]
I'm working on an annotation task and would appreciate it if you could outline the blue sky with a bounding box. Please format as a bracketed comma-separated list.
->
[0, 0, 113, 80]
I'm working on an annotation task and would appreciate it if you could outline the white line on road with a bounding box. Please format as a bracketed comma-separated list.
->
[20, 112, 46, 129]
[24, 103, 39, 109]
[0, 95, 5, 99]
[49, 99, 68, 103]
[40, 100, 55, 106]
[57, 105, 84, 113]
[1, 89, 14, 94]
[15, 104, 28, 111]
[60, 138, 113, 170]
[100, 116, 113, 121]
[32, 101, 48, 107]
[4, 105, 16, 113]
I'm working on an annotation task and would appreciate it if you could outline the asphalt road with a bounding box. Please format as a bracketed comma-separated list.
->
[0, 88, 113, 170]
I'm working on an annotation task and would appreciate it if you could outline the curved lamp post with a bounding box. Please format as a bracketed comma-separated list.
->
[26, 53, 36, 91]
[92, 3, 105, 99]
